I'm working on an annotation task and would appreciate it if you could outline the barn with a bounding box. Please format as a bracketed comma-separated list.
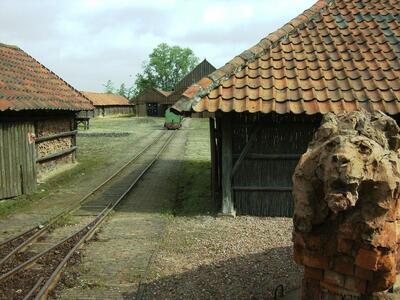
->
[173, 0, 400, 217]
[135, 88, 172, 117]
[82, 92, 134, 117]
[135, 59, 216, 117]
[168, 59, 215, 117]
[0, 43, 94, 200]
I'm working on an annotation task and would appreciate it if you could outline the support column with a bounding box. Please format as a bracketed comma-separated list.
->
[221, 114, 235, 216]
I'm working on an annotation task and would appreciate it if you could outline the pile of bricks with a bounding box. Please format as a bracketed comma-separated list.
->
[293, 226, 399, 298]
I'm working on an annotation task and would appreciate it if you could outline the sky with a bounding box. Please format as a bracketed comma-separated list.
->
[0, 0, 316, 92]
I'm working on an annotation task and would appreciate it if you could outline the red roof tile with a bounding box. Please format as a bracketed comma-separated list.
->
[173, 0, 400, 115]
[82, 92, 132, 106]
[0, 43, 93, 111]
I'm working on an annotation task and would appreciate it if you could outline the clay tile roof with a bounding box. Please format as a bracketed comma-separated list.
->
[173, 0, 400, 115]
[82, 92, 132, 106]
[0, 43, 93, 112]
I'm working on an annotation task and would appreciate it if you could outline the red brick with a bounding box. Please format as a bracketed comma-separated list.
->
[303, 251, 329, 269]
[334, 256, 354, 276]
[354, 266, 374, 281]
[337, 236, 353, 255]
[367, 270, 397, 293]
[301, 279, 321, 300]
[324, 270, 345, 287]
[292, 231, 305, 248]
[377, 252, 396, 272]
[355, 248, 380, 271]
[293, 246, 303, 265]
[371, 222, 397, 249]
[320, 281, 355, 297]
[304, 266, 324, 281]
[325, 235, 337, 257]
[305, 234, 321, 250]
[344, 276, 367, 293]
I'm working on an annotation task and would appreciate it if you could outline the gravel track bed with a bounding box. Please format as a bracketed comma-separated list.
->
[142, 216, 301, 299]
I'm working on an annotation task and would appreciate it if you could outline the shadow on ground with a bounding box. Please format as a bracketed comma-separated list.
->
[125, 246, 301, 300]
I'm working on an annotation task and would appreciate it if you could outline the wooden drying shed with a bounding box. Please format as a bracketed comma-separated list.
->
[135, 88, 172, 117]
[0, 43, 94, 200]
[135, 59, 216, 117]
[81, 92, 134, 117]
[173, 0, 400, 217]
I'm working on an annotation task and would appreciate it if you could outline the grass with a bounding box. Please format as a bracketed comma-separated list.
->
[174, 118, 214, 216]
[0, 116, 165, 218]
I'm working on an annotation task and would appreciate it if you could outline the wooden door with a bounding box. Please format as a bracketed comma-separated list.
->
[0, 121, 36, 199]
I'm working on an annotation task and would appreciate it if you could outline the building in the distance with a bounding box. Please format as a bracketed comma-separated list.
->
[135, 59, 216, 117]
[0, 43, 94, 200]
[82, 92, 134, 117]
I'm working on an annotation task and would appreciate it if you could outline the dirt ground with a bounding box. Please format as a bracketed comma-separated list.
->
[1, 117, 302, 299]
[0, 117, 165, 241]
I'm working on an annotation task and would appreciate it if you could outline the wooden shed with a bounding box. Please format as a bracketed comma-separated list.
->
[173, 0, 400, 217]
[81, 92, 134, 117]
[168, 59, 216, 118]
[0, 43, 94, 200]
[135, 59, 216, 117]
[135, 88, 172, 117]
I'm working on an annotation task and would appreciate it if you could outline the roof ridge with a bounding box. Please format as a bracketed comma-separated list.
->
[0, 43, 22, 51]
[172, 0, 335, 112]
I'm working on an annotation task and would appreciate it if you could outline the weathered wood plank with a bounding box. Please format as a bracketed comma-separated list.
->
[232, 186, 292, 192]
[221, 114, 235, 216]
[36, 146, 77, 163]
[34, 130, 77, 143]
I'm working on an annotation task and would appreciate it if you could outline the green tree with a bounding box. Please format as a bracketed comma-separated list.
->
[118, 83, 127, 97]
[133, 43, 199, 97]
[103, 80, 115, 94]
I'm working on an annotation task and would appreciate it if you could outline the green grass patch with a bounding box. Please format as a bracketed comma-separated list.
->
[0, 116, 164, 219]
[174, 119, 214, 216]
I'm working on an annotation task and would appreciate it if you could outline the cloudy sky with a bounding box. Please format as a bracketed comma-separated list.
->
[0, 0, 316, 92]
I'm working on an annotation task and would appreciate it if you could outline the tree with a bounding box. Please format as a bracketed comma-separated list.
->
[133, 43, 199, 97]
[103, 80, 115, 94]
[117, 83, 127, 97]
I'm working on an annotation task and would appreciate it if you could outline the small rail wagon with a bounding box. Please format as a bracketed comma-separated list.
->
[164, 107, 182, 130]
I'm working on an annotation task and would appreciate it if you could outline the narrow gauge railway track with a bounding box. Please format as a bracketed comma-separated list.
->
[0, 130, 176, 300]
[0, 130, 165, 266]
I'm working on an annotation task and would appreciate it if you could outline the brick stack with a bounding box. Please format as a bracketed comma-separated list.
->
[292, 110, 400, 299]
[293, 227, 399, 298]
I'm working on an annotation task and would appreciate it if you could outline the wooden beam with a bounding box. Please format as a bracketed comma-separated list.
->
[233, 186, 292, 192]
[35, 130, 77, 143]
[231, 124, 261, 178]
[36, 146, 77, 163]
[221, 114, 235, 216]
[209, 117, 217, 212]
[232, 153, 301, 160]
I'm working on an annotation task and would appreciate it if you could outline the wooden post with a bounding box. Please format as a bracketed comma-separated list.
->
[209, 117, 217, 212]
[221, 113, 236, 216]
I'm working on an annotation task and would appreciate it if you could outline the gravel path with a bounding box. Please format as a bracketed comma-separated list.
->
[142, 216, 302, 299]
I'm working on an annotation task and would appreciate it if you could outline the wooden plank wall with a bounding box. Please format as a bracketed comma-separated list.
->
[0, 121, 36, 199]
[217, 112, 321, 217]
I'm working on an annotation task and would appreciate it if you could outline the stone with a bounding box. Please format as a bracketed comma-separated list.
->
[292, 110, 400, 297]
[324, 270, 345, 287]
[334, 256, 354, 276]
[355, 248, 380, 271]
[305, 266, 324, 281]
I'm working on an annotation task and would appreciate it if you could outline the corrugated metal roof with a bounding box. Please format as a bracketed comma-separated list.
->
[0, 43, 94, 112]
[173, 0, 400, 115]
[82, 92, 132, 106]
